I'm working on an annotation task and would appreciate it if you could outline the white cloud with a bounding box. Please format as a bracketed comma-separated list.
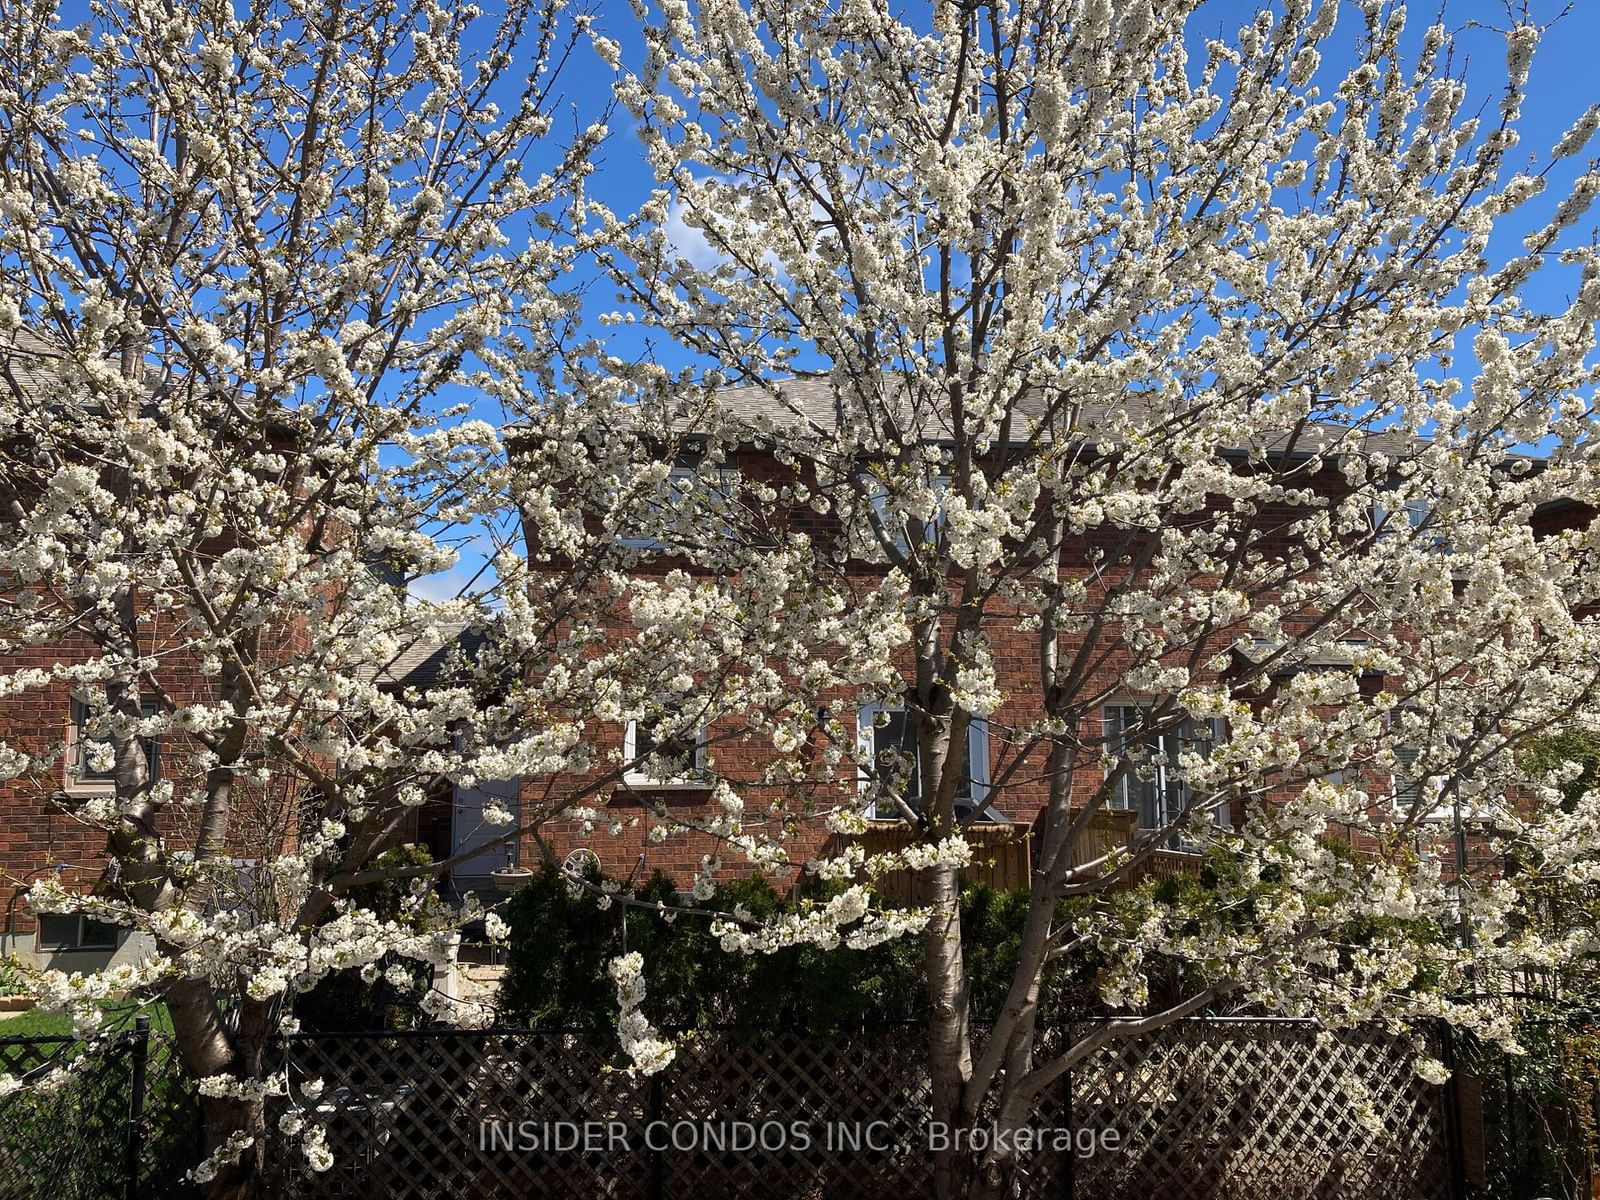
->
[663, 198, 727, 271]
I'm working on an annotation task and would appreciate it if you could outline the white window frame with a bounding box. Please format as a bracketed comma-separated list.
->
[1388, 706, 1462, 822]
[617, 460, 740, 551]
[1102, 702, 1228, 847]
[64, 698, 159, 797]
[1373, 495, 1449, 552]
[856, 701, 994, 821]
[864, 473, 950, 558]
[623, 716, 709, 789]
[1373, 496, 1431, 534]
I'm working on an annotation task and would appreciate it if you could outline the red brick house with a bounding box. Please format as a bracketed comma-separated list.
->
[515, 379, 1595, 897]
[1, 353, 1591, 964]
[0, 331, 318, 968]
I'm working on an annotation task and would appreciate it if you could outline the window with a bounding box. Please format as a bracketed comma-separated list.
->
[198, 858, 264, 920]
[1243, 637, 1371, 677]
[1390, 705, 1451, 817]
[623, 712, 708, 787]
[864, 473, 949, 558]
[618, 459, 740, 551]
[65, 699, 159, 794]
[35, 913, 119, 952]
[1103, 704, 1225, 848]
[1373, 496, 1447, 550]
[1392, 740, 1423, 809]
[856, 702, 994, 821]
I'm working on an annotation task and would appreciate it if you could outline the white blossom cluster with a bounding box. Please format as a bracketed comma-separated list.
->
[710, 885, 932, 954]
[608, 952, 676, 1075]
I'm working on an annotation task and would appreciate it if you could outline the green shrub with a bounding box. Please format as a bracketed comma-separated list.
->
[294, 844, 437, 1032]
[0, 956, 31, 997]
[495, 864, 1108, 1037]
[1521, 729, 1600, 812]
[1513, 728, 1600, 1006]
[497, 863, 931, 1034]
[496, 859, 623, 1035]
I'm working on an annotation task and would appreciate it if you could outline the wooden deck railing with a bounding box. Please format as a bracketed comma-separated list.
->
[1064, 807, 1139, 869]
[828, 806, 1204, 903]
[1133, 848, 1206, 885]
[1064, 810, 1207, 886]
[840, 821, 1033, 904]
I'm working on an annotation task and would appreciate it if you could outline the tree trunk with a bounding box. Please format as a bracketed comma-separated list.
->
[165, 981, 273, 1199]
[969, 1156, 1021, 1200]
[967, 1085, 1039, 1200]
[923, 856, 972, 1200]
[197, 1094, 268, 1200]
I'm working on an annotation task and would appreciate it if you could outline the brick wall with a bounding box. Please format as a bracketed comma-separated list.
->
[520, 445, 1524, 890]
[0, 602, 308, 962]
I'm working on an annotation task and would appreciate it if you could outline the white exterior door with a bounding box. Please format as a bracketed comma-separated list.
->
[450, 776, 521, 889]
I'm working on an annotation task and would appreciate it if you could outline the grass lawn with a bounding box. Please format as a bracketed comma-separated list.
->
[0, 1000, 172, 1040]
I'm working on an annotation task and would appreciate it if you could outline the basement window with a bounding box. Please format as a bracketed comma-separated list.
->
[35, 913, 119, 952]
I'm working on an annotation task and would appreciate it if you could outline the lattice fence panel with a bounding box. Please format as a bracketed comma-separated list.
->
[1012, 1022, 1076, 1198]
[136, 1033, 203, 1195]
[267, 1021, 1455, 1200]
[1068, 1020, 1452, 1200]
[658, 1027, 933, 1200]
[269, 1031, 653, 1200]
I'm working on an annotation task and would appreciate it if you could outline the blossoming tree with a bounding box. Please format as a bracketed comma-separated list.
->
[0, 1, 914, 1190]
[3, 0, 1600, 1196]
[593, 0, 1600, 1195]
[0, 0, 609, 1185]
[0, 0, 760, 1191]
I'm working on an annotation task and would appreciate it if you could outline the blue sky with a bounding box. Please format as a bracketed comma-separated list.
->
[413, 0, 1600, 599]
[527, 0, 1600, 404]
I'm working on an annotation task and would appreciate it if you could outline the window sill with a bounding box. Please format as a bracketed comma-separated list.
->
[621, 777, 712, 791]
[60, 779, 117, 798]
[1390, 802, 1497, 825]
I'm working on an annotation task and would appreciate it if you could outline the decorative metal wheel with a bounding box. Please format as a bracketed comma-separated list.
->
[561, 846, 600, 894]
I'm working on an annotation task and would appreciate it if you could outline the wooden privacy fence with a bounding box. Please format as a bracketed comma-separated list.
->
[840, 821, 1034, 902]
[267, 1019, 1457, 1200]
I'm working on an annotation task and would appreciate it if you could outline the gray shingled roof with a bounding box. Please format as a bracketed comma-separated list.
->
[710, 375, 851, 430]
[702, 374, 1423, 459]
[0, 328, 73, 400]
[0, 328, 301, 437]
[703, 375, 1061, 447]
[370, 622, 482, 689]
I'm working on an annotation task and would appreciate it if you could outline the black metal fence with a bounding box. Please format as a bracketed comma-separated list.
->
[0, 1017, 200, 1200]
[1448, 1019, 1600, 1200]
